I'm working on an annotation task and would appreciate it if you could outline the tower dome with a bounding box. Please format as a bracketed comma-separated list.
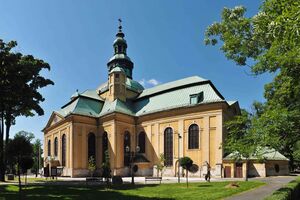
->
[107, 19, 134, 79]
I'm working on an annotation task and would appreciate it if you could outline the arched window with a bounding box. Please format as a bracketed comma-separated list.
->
[88, 133, 96, 160]
[102, 132, 108, 163]
[124, 131, 130, 166]
[61, 134, 66, 166]
[48, 140, 51, 157]
[164, 127, 173, 166]
[138, 132, 146, 153]
[188, 124, 199, 149]
[54, 137, 58, 157]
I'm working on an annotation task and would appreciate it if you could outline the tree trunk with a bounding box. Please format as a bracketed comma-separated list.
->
[186, 170, 188, 188]
[245, 160, 249, 181]
[3, 117, 11, 182]
[17, 162, 22, 200]
[0, 113, 5, 182]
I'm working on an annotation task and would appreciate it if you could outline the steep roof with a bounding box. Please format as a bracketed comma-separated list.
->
[133, 76, 225, 116]
[57, 96, 103, 118]
[137, 76, 208, 99]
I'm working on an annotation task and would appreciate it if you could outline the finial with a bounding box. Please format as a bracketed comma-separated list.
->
[118, 18, 122, 32]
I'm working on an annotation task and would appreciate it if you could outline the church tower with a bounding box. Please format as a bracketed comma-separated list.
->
[107, 19, 134, 79]
[107, 19, 131, 102]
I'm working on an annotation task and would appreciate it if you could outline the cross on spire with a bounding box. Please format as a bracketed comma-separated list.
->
[118, 18, 122, 32]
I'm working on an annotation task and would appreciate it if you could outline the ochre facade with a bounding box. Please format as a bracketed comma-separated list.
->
[43, 24, 240, 178]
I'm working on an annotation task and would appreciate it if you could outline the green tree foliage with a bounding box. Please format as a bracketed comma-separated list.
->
[179, 157, 193, 187]
[88, 156, 96, 177]
[0, 39, 53, 181]
[15, 131, 35, 142]
[32, 139, 43, 177]
[101, 150, 111, 185]
[224, 109, 258, 181]
[205, 0, 300, 168]
[156, 153, 165, 177]
[6, 135, 33, 195]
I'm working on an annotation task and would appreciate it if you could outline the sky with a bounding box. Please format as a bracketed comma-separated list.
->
[0, 0, 273, 143]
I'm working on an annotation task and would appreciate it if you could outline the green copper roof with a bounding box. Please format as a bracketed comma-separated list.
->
[57, 97, 103, 118]
[110, 66, 125, 73]
[99, 99, 135, 116]
[126, 78, 144, 92]
[109, 54, 131, 62]
[137, 76, 207, 99]
[51, 76, 238, 120]
[133, 77, 223, 116]
[223, 147, 289, 161]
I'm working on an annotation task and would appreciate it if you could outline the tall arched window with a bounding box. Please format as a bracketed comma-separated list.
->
[164, 127, 173, 166]
[188, 124, 199, 149]
[102, 132, 108, 163]
[88, 133, 96, 160]
[124, 131, 130, 166]
[48, 140, 51, 157]
[54, 137, 58, 157]
[61, 134, 66, 166]
[138, 132, 146, 153]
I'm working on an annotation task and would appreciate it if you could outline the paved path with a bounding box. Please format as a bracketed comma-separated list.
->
[225, 176, 297, 200]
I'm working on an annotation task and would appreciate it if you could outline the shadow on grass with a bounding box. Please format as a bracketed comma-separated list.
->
[0, 184, 174, 200]
[197, 184, 212, 188]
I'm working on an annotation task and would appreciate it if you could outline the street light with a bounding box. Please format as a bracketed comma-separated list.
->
[126, 145, 140, 185]
[178, 133, 182, 183]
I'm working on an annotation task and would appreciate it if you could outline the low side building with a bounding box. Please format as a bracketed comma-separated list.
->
[223, 147, 289, 178]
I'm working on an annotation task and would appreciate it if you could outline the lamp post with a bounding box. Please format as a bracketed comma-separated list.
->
[178, 133, 182, 183]
[126, 145, 140, 185]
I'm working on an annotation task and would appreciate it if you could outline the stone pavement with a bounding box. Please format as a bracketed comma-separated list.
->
[225, 176, 298, 200]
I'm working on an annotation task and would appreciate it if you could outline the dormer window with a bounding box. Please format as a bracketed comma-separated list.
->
[190, 92, 204, 104]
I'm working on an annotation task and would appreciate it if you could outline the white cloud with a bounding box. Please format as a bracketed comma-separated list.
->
[147, 79, 160, 86]
[138, 79, 145, 87]
[139, 78, 160, 88]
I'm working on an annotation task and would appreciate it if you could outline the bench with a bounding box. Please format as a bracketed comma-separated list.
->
[86, 177, 104, 185]
[145, 177, 162, 184]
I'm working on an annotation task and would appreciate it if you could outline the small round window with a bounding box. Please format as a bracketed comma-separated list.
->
[274, 164, 280, 173]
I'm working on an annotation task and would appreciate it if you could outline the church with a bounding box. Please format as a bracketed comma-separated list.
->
[43, 23, 242, 178]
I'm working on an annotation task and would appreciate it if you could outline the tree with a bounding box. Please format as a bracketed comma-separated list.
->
[205, 0, 300, 168]
[0, 39, 54, 181]
[20, 156, 34, 186]
[32, 139, 43, 177]
[15, 131, 35, 142]
[88, 156, 96, 177]
[179, 157, 193, 187]
[224, 110, 257, 181]
[156, 153, 165, 177]
[6, 135, 33, 196]
[101, 150, 111, 186]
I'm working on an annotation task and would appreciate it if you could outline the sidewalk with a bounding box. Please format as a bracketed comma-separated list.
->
[225, 176, 297, 200]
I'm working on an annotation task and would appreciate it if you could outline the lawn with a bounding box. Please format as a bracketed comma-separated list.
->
[0, 181, 264, 200]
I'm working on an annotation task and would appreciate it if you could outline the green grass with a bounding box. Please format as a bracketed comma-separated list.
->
[0, 181, 264, 200]
[264, 176, 300, 200]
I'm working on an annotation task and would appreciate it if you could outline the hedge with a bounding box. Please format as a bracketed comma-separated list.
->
[264, 176, 300, 200]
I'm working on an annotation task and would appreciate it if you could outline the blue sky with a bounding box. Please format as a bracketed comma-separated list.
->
[0, 0, 273, 142]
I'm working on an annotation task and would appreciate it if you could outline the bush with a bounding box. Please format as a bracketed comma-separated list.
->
[265, 177, 300, 200]
[112, 176, 123, 185]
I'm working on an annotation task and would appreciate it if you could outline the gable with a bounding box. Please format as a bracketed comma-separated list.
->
[44, 112, 64, 131]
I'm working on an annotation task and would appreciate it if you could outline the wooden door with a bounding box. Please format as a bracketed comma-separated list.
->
[235, 163, 243, 178]
[224, 166, 231, 178]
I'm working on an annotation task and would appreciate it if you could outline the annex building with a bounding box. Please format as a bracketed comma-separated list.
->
[43, 24, 288, 178]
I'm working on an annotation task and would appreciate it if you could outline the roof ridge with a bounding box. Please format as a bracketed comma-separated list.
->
[136, 76, 207, 99]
